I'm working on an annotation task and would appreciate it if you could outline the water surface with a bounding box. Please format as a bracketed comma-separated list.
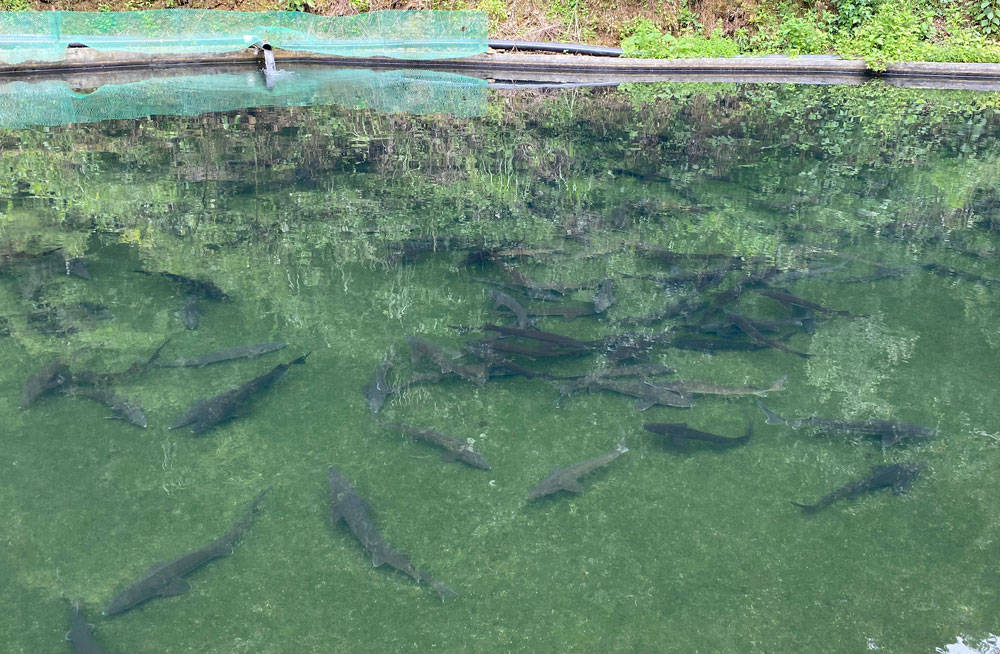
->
[1, 78, 999, 653]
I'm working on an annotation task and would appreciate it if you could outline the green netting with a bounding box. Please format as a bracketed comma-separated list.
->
[0, 67, 487, 128]
[0, 9, 487, 65]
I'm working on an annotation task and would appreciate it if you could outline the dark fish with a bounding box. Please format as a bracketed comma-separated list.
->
[181, 294, 201, 330]
[134, 270, 229, 301]
[328, 466, 456, 600]
[527, 443, 628, 501]
[361, 351, 395, 414]
[757, 401, 937, 447]
[20, 359, 71, 408]
[407, 335, 486, 384]
[659, 376, 786, 398]
[575, 377, 693, 411]
[525, 302, 597, 320]
[169, 353, 309, 434]
[383, 422, 492, 470]
[487, 289, 532, 330]
[66, 601, 107, 654]
[70, 339, 171, 388]
[480, 324, 593, 350]
[724, 310, 810, 359]
[644, 421, 752, 450]
[755, 288, 857, 317]
[155, 342, 288, 368]
[670, 336, 769, 353]
[499, 263, 586, 299]
[66, 386, 147, 428]
[792, 462, 925, 513]
[103, 487, 271, 616]
[592, 278, 615, 314]
[26, 302, 112, 336]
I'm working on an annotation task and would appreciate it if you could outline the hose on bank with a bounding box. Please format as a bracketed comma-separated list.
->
[487, 40, 622, 57]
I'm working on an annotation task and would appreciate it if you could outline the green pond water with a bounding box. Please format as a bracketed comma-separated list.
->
[1, 74, 999, 653]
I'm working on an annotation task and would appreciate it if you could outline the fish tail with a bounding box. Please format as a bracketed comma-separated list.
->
[615, 441, 629, 454]
[756, 399, 786, 425]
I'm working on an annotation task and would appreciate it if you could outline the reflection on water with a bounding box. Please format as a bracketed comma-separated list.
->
[1, 79, 999, 653]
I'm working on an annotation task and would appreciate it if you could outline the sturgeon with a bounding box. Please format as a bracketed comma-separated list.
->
[792, 462, 925, 513]
[103, 487, 271, 616]
[644, 422, 752, 450]
[169, 353, 309, 434]
[527, 443, 628, 501]
[155, 342, 288, 368]
[757, 400, 937, 447]
[328, 466, 456, 600]
[383, 422, 492, 470]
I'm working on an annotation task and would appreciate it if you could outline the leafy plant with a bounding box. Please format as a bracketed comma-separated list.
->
[621, 19, 739, 58]
[283, 0, 315, 12]
[977, 0, 1000, 37]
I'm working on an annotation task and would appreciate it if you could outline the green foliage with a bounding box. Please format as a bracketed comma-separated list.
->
[477, 0, 507, 25]
[976, 0, 1000, 36]
[834, 0, 933, 69]
[743, 4, 832, 54]
[282, 0, 315, 11]
[0, 0, 29, 10]
[621, 19, 739, 58]
[349, 0, 371, 11]
[830, 0, 880, 32]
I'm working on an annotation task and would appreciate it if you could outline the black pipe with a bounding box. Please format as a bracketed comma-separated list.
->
[487, 40, 622, 57]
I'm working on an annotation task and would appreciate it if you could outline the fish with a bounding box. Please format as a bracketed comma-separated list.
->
[592, 278, 615, 313]
[134, 270, 229, 301]
[527, 442, 629, 501]
[103, 486, 271, 616]
[383, 422, 492, 470]
[792, 462, 925, 513]
[155, 342, 288, 368]
[644, 421, 752, 450]
[70, 339, 171, 388]
[480, 324, 594, 350]
[487, 289, 533, 330]
[755, 288, 857, 317]
[169, 353, 309, 434]
[66, 386, 148, 428]
[20, 359, 71, 408]
[361, 351, 395, 414]
[584, 377, 694, 411]
[525, 302, 598, 320]
[407, 335, 487, 385]
[659, 375, 786, 398]
[756, 400, 938, 447]
[328, 466, 456, 600]
[724, 310, 811, 359]
[66, 601, 108, 654]
[669, 336, 769, 353]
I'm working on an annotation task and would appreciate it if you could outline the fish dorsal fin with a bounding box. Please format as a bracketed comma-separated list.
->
[561, 479, 585, 494]
[634, 398, 655, 412]
[157, 577, 190, 598]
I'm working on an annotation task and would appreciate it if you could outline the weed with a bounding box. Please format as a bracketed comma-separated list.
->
[976, 0, 1000, 36]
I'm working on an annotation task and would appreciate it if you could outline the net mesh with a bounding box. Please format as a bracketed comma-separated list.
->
[0, 9, 487, 64]
[0, 67, 487, 128]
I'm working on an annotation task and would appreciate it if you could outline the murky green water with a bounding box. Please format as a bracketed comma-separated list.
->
[2, 76, 999, 653]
